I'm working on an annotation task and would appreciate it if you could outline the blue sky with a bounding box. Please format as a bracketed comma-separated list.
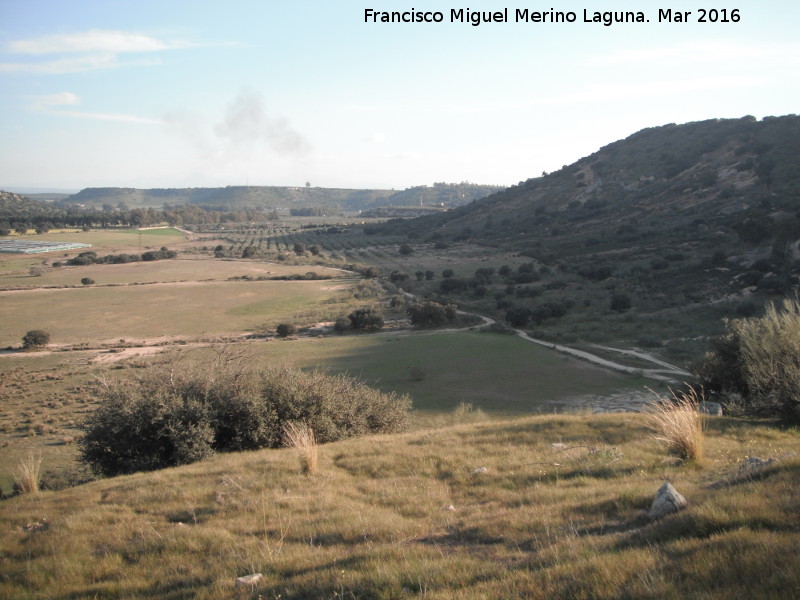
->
[1, 0, 798, 191]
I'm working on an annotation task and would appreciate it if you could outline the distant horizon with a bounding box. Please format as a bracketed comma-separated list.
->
[4, 111, 795, 196]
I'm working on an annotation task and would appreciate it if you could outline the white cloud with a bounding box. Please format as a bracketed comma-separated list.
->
[7, 29, 188, 55]
[0, 53, 161, 74]
[28, 91, 162, 124]
[49, 110, 164, 125]
[29, 91, 80, 109]
[0, 29, 207, 74]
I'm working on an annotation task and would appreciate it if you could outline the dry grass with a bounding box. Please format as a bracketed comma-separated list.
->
[646, 387, 705, 462]
[283, 422, 318, 474]
[11, 452, 42, 494]
[0, 414, 798, 599]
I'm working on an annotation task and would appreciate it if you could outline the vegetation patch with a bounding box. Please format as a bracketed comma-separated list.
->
[80, 352, 411, 476]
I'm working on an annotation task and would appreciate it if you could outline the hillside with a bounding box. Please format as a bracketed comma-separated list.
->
[1, 413, 798, 599]
[359, 115, 800, 352]
[58, 182, 503, 212]
[396, 115, 800, 249]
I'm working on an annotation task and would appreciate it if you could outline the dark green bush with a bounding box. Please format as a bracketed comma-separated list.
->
[276, 323, 298, 337]
[80, 359, 411, 476]
[348, 308, 384, 330]
[22, 330, 50, 350]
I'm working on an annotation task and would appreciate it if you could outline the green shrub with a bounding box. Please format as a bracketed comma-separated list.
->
[693, 297, 800, 423]
[348, 308, 384, 330]
[80, 358, 410, 476]
[276, 323, 298, 337]
[21, 330, 50, 350]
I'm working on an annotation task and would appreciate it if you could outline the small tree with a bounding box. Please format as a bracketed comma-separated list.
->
[408, 301, 456, 328]
[399, 243, 414, 255]
[348, 308, 384, 331]
[22, 330, 50, 350]
[610, 293, 632, 313]
[276, 323, 298, 338]
[80, 277, 95, 286]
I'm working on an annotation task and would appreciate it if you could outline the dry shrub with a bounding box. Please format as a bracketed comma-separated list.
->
[647, 388, 704, 462]
[12, 453, 43, 494]
[283, 422, 318, 474]
[451, 401, 488, 424]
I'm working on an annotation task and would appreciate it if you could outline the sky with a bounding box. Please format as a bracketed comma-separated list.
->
[1, 0, 798, 192]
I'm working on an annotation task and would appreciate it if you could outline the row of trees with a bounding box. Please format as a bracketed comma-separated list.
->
[0, 202, 283, 233]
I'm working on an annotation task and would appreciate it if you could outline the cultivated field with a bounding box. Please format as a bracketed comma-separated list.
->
[0, 227, 663, 495]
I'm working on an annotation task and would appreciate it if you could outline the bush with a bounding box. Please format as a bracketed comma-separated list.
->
[276, 323, 298, 337]
[348, 308, 384, 331]
[80, 277, 95, 286]
[610, 293, 632, 313]
[333, 316, 351, 333]
[693, 297, 800, 423]
[80, 358, 411, 476]
[22, 330, 50, 350]
[408, 301, 457, 328]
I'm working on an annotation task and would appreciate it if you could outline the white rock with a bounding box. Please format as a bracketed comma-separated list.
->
[471, 467, 488, 475]
[235, 573, 264, 587]
[699, 401, 723, 416]
[649, 482, 687, 520]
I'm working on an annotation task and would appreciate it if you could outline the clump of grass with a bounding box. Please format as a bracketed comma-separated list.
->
[12, 453, 43, 494]
[647, 387, 704, 462]
[283, 422, 318, 474]
[451, 401, 488, 424]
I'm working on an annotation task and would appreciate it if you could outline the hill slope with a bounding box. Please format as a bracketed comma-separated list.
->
[400, 115, 800, 251]
[365, 115, 800, 352]
[1, 414, 798, 599]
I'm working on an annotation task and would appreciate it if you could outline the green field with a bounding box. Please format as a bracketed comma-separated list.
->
[241, 331, 651, 414]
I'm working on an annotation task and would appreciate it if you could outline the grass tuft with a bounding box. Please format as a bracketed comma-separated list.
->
[283, 421, 318, 474]
[646, 387, 705, 462]
[11, 452, 43, 494]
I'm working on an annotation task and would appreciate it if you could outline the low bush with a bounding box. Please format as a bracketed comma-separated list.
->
[693, 297, 800, 423]
[80, 357, 411, 476]
[22, 330, 50, 350]
[276, 323, 298, 337]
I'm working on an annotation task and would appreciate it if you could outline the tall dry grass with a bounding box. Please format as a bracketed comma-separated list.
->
[646, 387, 705, 462]
[283, 421, 318, 474]
[12, 453, 43, 494]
